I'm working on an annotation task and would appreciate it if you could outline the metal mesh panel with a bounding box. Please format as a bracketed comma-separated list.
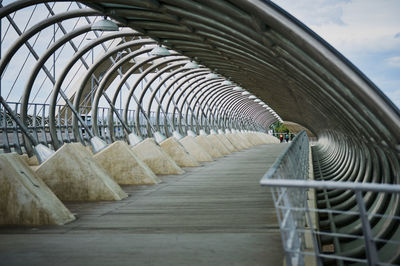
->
[261, 131, 400, 266]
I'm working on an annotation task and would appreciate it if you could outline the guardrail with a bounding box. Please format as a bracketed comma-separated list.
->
[260, 130, 400, 266]
[0, 102, 195, 154]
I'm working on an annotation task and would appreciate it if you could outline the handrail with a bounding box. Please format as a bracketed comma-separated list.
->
[260, 130, 400, 266]
[260, 130, 309, 182]
[260, 130, 311, 266]
[261, 179, 400, 194]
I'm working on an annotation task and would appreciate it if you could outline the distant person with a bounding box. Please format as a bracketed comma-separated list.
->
[285, 134, 289, 143]
[279, 134, 283, 143]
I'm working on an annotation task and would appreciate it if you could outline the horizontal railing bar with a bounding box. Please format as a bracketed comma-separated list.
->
[275, 205, 400, 222]
[260, 179, 400, 194]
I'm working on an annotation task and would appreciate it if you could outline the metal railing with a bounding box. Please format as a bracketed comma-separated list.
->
[260, 131, 400, 266]
[260, 130, 310, 265]
[0, 102, 198, 154]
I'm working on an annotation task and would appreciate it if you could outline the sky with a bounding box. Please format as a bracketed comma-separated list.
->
[1, 0, 399, 109]
[272, 0, 400, 108]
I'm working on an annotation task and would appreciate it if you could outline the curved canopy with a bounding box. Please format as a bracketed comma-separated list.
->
[0, 1, 280, 154]
[82, 0, 400, 150]
[0, 0, 399, 155]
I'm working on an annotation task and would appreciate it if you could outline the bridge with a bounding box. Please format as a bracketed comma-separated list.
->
[1, 1, 400, 265]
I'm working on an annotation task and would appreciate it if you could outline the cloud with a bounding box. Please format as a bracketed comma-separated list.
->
[272, 0, 349, 26]
[273, 0, 400, 53]
[272, 0, 400, 107]
[386, 57, 400, 67]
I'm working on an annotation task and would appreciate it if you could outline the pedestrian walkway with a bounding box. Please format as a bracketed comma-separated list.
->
[0, 144, 287, 266]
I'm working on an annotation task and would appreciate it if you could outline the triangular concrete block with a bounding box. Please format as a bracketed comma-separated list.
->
[235, 133, 252, 148]
[225, 133, 246, 150]
[213, 134, 235, 153]
[255, 133, 273, 144]
[207, 135, 231, 155]
[244, 133, 260, 146]
[34, 143, 127, 201]
[195, 135, 223, 158]
[131, 138, 184, 175]
[249, 133, 265, 145]
[179, 136, 213, 162]
[93, 141, 160, 185]
[243, 133, 257, 147]
[160, 137, 200, 167]
[260, 133, 280, 144]
[257, 133, 267, 143]
[20, 154, 39, 166]
[0, 153, 75, 226]
[85, 145, 94, 155]
[255, 133, 271, 144]
[216, 134, 237, 152]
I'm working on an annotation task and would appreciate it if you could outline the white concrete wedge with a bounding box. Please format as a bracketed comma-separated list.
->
[225, 133, 246, 150]
[195, 135, 223, 158]
[235, 133, 252, 148]
[93, 141, 161, 185]
[207, 135, 231, 155]
[249, 133, 265, 145]
[160, 137, 200, 167]
[131, 138, 184, 175]
[179, 136, 213, 162]
[216, 134, 237, 152]
[244, 133, 260, 146]
[264, 133, 280, 144]
[0, 153, 75, 225]
[34, 143, 127, 201]
[20, 153, 39, 166]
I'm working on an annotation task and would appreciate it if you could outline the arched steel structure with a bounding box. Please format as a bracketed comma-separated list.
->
[1, 0, 400, 264]
[79, 0, 400, 143]
[0, 0, 275, 155]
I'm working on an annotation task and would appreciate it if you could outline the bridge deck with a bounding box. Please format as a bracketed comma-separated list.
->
[0, 144, 287, 266]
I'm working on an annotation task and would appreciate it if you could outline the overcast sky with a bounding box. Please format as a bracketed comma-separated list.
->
[272, 0, 400, 108]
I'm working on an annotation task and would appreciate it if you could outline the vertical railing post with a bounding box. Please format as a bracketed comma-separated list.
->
[355, 190, 379, 265]
[304, 195, 323, 266]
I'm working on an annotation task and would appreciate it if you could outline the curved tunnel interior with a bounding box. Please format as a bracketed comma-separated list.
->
[1, 0, 400, 264]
